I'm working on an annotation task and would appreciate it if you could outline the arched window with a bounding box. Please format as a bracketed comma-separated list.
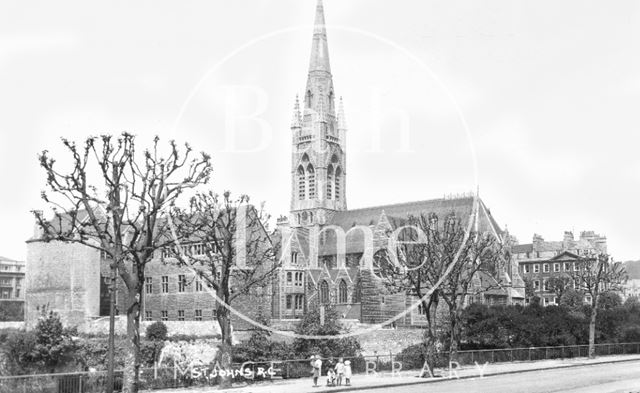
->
[307, 164, 316, 199]
[326, 165, 334, 200]
[306, 90, 313, 108]
[320, 281, 330, 304]
[329, 90, 334, 112]
[335, 167, 342, 201]
[339, 280, 348, 304]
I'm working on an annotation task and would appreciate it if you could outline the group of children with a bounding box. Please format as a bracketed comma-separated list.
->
[310, 356, 352, 387]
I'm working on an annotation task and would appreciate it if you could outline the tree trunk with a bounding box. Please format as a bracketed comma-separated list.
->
[216, 307, 233, 388]
[588, 305, 598, 359]
[448, 308, 461, 363]
[123, 286, 141, 393]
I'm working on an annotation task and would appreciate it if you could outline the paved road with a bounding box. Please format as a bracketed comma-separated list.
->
[355, 360, 640, 393]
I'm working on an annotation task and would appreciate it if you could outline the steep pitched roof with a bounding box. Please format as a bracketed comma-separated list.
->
[317, 197, 503, 255]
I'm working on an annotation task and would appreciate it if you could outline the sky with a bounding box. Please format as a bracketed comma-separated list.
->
[1, 0, 639, 261]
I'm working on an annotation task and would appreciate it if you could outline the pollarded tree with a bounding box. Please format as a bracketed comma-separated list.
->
[377, 210, 506, 368]
[168, 191, 280, 381]
[34, 133, 211, 393]
[569, 253, 627, 358]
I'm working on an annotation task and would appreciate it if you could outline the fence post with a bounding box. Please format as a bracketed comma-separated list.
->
[510, 349, 514, 362]
[561, 346, 564, 359]
[528, 348, 532, 361]
[545, 347, 548, 360]
[491, 350, 495, 363]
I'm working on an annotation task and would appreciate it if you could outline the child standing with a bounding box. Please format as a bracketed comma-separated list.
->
[344, 360, 352, 386]
[334, 358, 345, 386]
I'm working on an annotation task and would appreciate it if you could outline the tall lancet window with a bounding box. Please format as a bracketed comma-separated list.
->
[339, 280, 348, 304]
[326, 164, 334, 200]
[320, 281, 330, 304]
[297, 166, 306, 200]
[335, 167, 342, 201]
[307, 164, 316, 199]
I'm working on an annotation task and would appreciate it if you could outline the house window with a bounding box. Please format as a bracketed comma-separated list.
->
[523, 265, 530, 274]
[320, 281, 330, 304]
[14, 288, 20, 298]
[178, 275, 187, 292]
[585, 296, 592, 304]
[295, 295, 304, 311]
[286, 295, 292, 310]
[552, 297, 558, 305]
[417, 304, 427, 315]
[145, 311, 152, 321]
[574, 263, 580, 271]
[295, 272, 304, 287]
[286, 272, 292, 286]
[212, 309, 217, 319]
[534, 280, 540, 290]
[161, 310, 168, 321]
[195, 309, 202, 321]
[543, 279, 549, 291]
[554, 263, 560, 272]
[291, 252, 298, 265]
[145, 277, 153, 294]
[544, 297, 550, 306]
[161, 276, 169, 293]
[339, 280, 348, 304]
[178, 310, 185, 321]
[534, 264, 540, 273]
[195, 279, 203, 292]
[564, 262, 571, 271]
[543, 264, 550, 273]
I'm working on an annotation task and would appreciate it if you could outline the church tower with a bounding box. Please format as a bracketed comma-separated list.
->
[290, 0, 347, 228]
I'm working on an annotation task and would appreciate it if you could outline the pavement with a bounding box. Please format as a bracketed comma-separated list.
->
[144, 353, 640, 393]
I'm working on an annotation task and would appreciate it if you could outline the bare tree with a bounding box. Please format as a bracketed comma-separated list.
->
[168, 191, 280, 381]
[379, 211, 506, 369]
[568, 253, 627, 358]
[34, 133, 211, 393]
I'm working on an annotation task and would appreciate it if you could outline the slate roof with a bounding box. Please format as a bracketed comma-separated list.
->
[316, 197, 503, 256]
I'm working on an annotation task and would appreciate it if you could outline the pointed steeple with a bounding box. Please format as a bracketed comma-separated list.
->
[309, 0, 331, 74]
[291, 95, 302, 128]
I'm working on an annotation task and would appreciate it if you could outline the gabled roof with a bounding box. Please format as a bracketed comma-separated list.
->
[549, 251, 580, 261]
[328, 197, 483, 231]
[316, 197, 503, 256]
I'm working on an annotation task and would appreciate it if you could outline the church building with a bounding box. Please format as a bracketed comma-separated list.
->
[272, 0, 525, 327]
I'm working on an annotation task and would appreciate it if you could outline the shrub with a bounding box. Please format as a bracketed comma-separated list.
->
[292, 305, 361, 359]
[146, 321, 168, 341]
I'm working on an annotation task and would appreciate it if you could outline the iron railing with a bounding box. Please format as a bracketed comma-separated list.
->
[2, 342, 640, 392]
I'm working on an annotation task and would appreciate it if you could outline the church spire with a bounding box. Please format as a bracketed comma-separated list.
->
[309, 0, 331, 74]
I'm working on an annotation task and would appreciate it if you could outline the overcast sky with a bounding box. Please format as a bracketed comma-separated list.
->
[1, 0, 639, 261]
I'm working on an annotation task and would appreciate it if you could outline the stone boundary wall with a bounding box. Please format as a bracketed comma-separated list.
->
[81, 317, 222, 337]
